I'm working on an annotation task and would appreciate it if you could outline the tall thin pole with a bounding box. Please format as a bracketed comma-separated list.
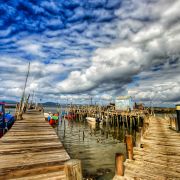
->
[32, 90, 35, 104]
[19, 62, 30, 115]
[90, 96, 92, 106]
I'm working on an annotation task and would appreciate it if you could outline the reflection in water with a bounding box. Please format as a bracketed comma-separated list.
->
[56, 118, 135, 180]
[43, 107, 138, 179]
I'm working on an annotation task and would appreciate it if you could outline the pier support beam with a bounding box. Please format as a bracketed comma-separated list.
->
[115, 153, 124, 176]
[17, 112, 23, 120]
[64, 159, 83, 180]
[176, 105, 180, 132]
[125, 135, 133, 160]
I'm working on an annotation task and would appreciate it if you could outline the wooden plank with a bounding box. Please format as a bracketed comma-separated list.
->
[0, 110, 72, 179]
[0, 163, 65, 179]
[10, 171, 66, 180]
[125, 161, 180, 178]
[122, 116, 180, 180]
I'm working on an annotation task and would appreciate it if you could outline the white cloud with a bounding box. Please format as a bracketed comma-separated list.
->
[17, 39, 45, 57]
[54, 0, 180, 105]
[1, 0, 180, 106]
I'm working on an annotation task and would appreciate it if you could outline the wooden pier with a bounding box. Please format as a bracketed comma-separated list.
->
[66, 105, 148, 128]
[0, 110, 82, 180]
[114, 116, 180, 180]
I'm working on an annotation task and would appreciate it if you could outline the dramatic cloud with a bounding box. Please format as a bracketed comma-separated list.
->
[0, 0, 179, 106]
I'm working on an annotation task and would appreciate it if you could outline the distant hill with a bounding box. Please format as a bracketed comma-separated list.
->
[42, 102, 67, 108]
[0, 100, 17, 104]
[42, 102, 58, 107]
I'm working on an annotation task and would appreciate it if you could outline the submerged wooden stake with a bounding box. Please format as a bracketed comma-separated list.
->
[83, 131, 85, 141]
[115, 153, 124, 176]
[126, 135, 133, 160]
[64, 159, 83, 180]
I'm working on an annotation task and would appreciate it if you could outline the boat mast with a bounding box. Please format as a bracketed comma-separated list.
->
[19, 62, 30, 116]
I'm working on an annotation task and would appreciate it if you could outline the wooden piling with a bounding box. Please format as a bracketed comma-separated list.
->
[134, 117, 137, 129]
[117, 115, 119, 127]
[64, 159, 83, 180]
[83, 131, 85, 141]
[130, 116, 132, 129]
[115, 153, 124, 176]
[126, 115, 129, 129]
[125, 135, 133, 160]
[123, 115, 125, 129]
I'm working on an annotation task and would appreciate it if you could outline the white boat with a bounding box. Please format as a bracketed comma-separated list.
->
[86, 117, 97, 123]
[44, 113, 50, 119]
[44, 112, 52, 120]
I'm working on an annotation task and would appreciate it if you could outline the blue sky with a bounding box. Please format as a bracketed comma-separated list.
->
[0, 0, 180, 106]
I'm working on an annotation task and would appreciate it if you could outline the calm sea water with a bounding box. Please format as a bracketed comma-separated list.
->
[5, 108, 16, 115]
[43, 106, 129, 180]
[57, 120, 128, 179]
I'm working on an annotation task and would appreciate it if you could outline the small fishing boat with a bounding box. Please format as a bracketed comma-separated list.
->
[86, 116, 102, 125]
[64, 113, 76, 120]
[5, 112, 15, 129]
[44, 112, 50, 120]
[86, 117, 97, 123]
[0, 102, 15, 137]
[61, 111, 67, 117]
[44, 112, 59, 126]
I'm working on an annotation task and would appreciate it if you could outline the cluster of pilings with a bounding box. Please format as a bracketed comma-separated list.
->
[65, 105, 148, 131]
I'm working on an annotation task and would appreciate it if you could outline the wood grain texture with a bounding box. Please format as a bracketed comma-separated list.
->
[0, 110, 70, 180]
[113, 117, 180, 180]
[122, 116, 180, 180]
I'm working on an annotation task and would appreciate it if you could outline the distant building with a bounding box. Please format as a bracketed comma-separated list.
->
[134, 102, 144, 110]
[115, 96, 133, 111]
[106, 103, 115, 111]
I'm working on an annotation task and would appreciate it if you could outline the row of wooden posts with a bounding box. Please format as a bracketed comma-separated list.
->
[115, 135, 133, 176]
[68, 107, 145, 131]
[114, 119, 150, 177]
[63, 106, 149, 179]
[64, 136, 136, 179]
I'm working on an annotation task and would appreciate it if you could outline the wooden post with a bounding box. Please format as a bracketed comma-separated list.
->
[15, 103, 19, 119]
[123, 115, 125, 129]
[83, 131, 85, 141]
[135, 127, 142, 147]
[134, 117, 137, 129]
[17, 112, 23, 120]
[126, 135, 133, 160]
[64, 159, 83, 180]
[117, 115, 119, 127]
[137, 115, 140, 127]
[130, 116, 132, 129]
[140, 126, 144, 142]
[176, 105, 180, 132]
[63, 119, 66, 138]
[115, 153, 124, 176]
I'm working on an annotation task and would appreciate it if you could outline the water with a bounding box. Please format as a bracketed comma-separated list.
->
[43, 106, 61, 114]
[156, 113, 176, 118]
[43, 106, 132, 179]
[5, 107, 15, 115]
[58, 119, 129, 179]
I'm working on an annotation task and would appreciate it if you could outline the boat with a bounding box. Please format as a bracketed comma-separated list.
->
[64, 113, 76, 120]
[44, 112, 50, 120]
[44, 112, 59, 126]
[86, 117, 99, 124]
[5, 112, 15, 129]
[0, 103, 5, 135]
[86, 116, 102, 126]
[86, 117, 97, 123]
[61, 111, 67, 117]
[0, 102, 15, 137]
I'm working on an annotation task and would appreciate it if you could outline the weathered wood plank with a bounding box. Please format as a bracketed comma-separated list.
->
[0, 110, 72, 180]
[121, 116, 180, 180]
